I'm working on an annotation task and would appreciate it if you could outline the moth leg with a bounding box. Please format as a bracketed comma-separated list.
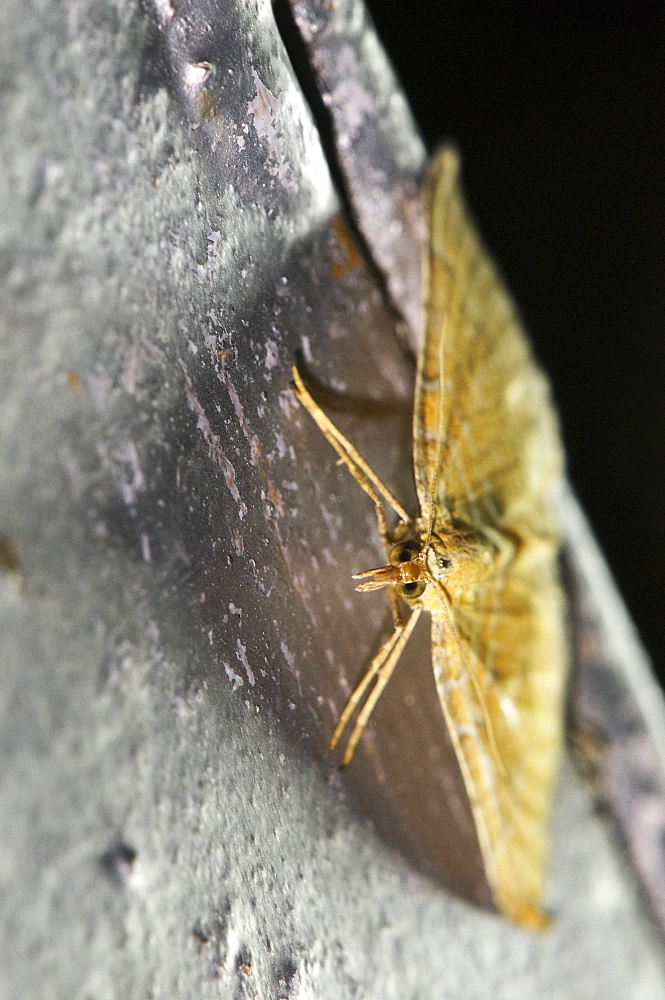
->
[292, 366, 410, 528]
[337, 607, 422, 768]
[292, 366, 406, 631]
[293, 365, 414, 750]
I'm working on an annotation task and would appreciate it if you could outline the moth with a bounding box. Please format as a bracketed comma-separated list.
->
[292, 147, 567, 929]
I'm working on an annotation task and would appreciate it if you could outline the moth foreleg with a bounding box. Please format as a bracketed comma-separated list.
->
[291, 366, 409, 526]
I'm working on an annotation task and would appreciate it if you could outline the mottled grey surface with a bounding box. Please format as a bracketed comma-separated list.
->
[2, 0, 665, 998]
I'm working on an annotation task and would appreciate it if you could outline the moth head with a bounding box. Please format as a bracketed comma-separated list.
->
[353, 535, 444, 602]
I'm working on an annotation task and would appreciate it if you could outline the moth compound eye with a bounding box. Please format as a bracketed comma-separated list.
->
[389, 541, 420, 566]
[396, 580, 427, 600]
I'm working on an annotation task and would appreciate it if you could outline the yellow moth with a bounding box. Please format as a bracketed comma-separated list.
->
[292, 147, 567, 929]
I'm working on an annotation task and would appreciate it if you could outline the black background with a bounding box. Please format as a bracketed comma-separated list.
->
[366, 0, 665, 679]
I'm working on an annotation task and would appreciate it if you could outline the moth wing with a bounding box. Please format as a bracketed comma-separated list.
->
[416, 148, 567, 924]
[430, 548, 566, 927]
[413, 146, 563, 540]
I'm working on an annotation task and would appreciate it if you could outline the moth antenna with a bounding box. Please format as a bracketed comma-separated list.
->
[330, 627, 404, 756]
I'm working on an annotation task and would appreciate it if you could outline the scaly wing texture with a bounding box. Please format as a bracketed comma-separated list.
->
[415, 147, 567, 926]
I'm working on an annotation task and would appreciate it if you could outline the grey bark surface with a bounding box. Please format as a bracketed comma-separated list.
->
[1, 0, 665, 998]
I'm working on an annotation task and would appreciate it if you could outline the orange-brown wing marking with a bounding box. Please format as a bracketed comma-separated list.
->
[416, 148, 568, 926]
